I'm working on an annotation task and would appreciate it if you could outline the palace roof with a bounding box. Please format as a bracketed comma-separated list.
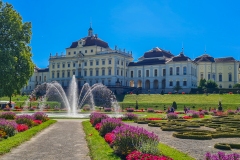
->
[143, 47, 174, 58]
[214, 57, 236, 62]
[194, 54, 215, 62]
[69, 36, 109, 49]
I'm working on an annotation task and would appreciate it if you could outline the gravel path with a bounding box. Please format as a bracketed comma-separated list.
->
[0, 119, 91, 160]
[129, 123, 240, 160]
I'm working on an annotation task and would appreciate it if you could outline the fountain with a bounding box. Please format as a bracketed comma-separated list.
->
[23, 75, 121, 118]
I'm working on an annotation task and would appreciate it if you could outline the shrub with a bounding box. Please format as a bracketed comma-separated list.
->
[16, 115, 34, 127]
[82, 106, 90, 111]
[0, 118, 17, 137]
[0, 112, 16, 120]
[112, 125, 159, 156]
[0, 129, 7, 138]
[32, 112, 49, 122]
[172, 101, 177, 110]
[173, 132, 212, 140]
[99, 118, 123, 136]
[167, 113, 178, 119]
[95, 123, 102, 131]
[17, 124, 29, 132]
[126, 108, 134, 112]
[227, 110, 235, 115]
[126, 151, 172, 160]
[90, 112, 109, 126]
[135, 138, 160, 156]
[147, 108, 154, 113]
[122, 113, 138, 121]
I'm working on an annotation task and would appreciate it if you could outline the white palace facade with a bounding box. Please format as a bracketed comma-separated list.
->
[21, 27, 240, 94]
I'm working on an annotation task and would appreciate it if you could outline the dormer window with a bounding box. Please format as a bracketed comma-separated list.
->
[79, 42, 82, 44]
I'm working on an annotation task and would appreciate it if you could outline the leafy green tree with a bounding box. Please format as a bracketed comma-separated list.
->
[198, 79, 206, 89]
[233, 83, 240, 89]
[172, 101, 177, 110]
[173, 84, 182, 93]
[205, 80, 218, 89]
[0, 1, 34, 104]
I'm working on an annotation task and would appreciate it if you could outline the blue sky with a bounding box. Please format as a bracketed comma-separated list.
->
[5, 0, 240, 68]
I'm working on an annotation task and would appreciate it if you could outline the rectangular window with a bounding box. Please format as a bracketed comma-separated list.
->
[183, 67, 187, 75]
[169, 81, 173, 86]
[91, 49, 93, 53]
[52, 72, 54, 78]
[68, 63, 70, 67]
[96, 61, 99, 65]
[68, 52, 70, 55]
[90, 61, 93, 66]
[138, 70, 141, 77]
[229, 73, 232, 81]
[163, 69, 166, 76]
[170, 68, 173, 75]
[84, 62, 87, 66]
[212, 74, 215, 81]
[52, 64, 55, 69]
[102, 69, 105, 76]
[176, 67, 180, 75]
[208, 73, 211, 80]
[73, 71, 75, 75]
[57, 64, 60, 68]
[117, 60, 119, 65]
[201, 73, 203, 79]
[121, 61, 123, 65]
[108, 60, 111, 64]
[117, 69, 119, 75]
[62, 64, 65, 68]
[73, 63, 75, 67]
[121, 70, 123, 76]
[67, 71, 70, 77]
[126, 71, 128, 77]
[146, 70, 149, 77]
[84, 70, 87, 76]
[85, 50, 87, 53]
[108, 69, 111, 75]
[62, 72, 65, 78]
[219, 74, 222, 82]
[96, 70, 99, 76]
[183, 81, 187, 86]
[57, 72, 59, 78]
[74, 51, 76, 54]
[176, 81, 180, 86]
[102, 60, 105, 65]
[131, 71, 133, 78]
[154, 69, 157, 77]
[90, 70, 93, 76]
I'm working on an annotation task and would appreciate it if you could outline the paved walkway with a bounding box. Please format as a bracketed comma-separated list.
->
[0, 119, 91, 160]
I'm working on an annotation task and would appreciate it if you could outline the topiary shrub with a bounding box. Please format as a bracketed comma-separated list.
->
[173, 132, 212, 140]
[214, 143, 231, 150]
[172, 101, 177, 110]
[148, 123, 161, 127]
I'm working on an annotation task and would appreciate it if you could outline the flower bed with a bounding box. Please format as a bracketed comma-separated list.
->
[89, 112, 171, 159]
[0, 112, 49, 141]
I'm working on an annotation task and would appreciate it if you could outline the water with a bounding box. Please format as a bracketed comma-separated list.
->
[30, 75, 120, 116]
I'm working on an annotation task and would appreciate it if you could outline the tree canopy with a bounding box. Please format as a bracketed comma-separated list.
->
[0, 1, 34, 100]
[233, 83, 240, 89]
[198, 79, 218, 89]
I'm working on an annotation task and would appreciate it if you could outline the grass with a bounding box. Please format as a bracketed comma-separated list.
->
[119, 94, 240, 110]
[82, 120, 195, 160]
[159, 143, 195, 160]
[0, 119, 57, 155]
[82, 121, 121, 160]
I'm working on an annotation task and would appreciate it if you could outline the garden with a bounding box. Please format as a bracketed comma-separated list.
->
[82, 109, 240, 160]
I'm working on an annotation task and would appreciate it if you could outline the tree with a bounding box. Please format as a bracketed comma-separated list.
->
[233, 83, 240, 89]
[0, 1, 34, 104]
[173, 84, 182, 93]
[172, 101, 177, 110]
[198, 79, 206, 89]
[205, 80, 218, 89]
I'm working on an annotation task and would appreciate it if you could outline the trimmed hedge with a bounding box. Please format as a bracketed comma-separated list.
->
[214, 143, 240, 150]
[173, 132, 212, 140]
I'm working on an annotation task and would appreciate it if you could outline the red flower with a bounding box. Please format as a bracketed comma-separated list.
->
[95, 123, 102, 131]
[126, 151, 173, 160]
[104, 132, 115, 144]
[17, 124, 28, 132]
[33, 120, 42, 124]
[182, 116, 192, 119]
[147, 118, 162, 120]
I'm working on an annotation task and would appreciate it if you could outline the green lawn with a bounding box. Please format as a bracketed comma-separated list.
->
[118, 94, 240, 110]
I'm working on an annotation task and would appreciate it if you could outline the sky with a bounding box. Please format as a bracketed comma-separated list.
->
[4, 0, 240, 68]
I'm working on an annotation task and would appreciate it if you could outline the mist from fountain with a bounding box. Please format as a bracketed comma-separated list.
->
[30, 75, 120, 116]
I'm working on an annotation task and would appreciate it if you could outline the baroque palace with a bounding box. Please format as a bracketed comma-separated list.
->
[21, 27, 240, 94]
